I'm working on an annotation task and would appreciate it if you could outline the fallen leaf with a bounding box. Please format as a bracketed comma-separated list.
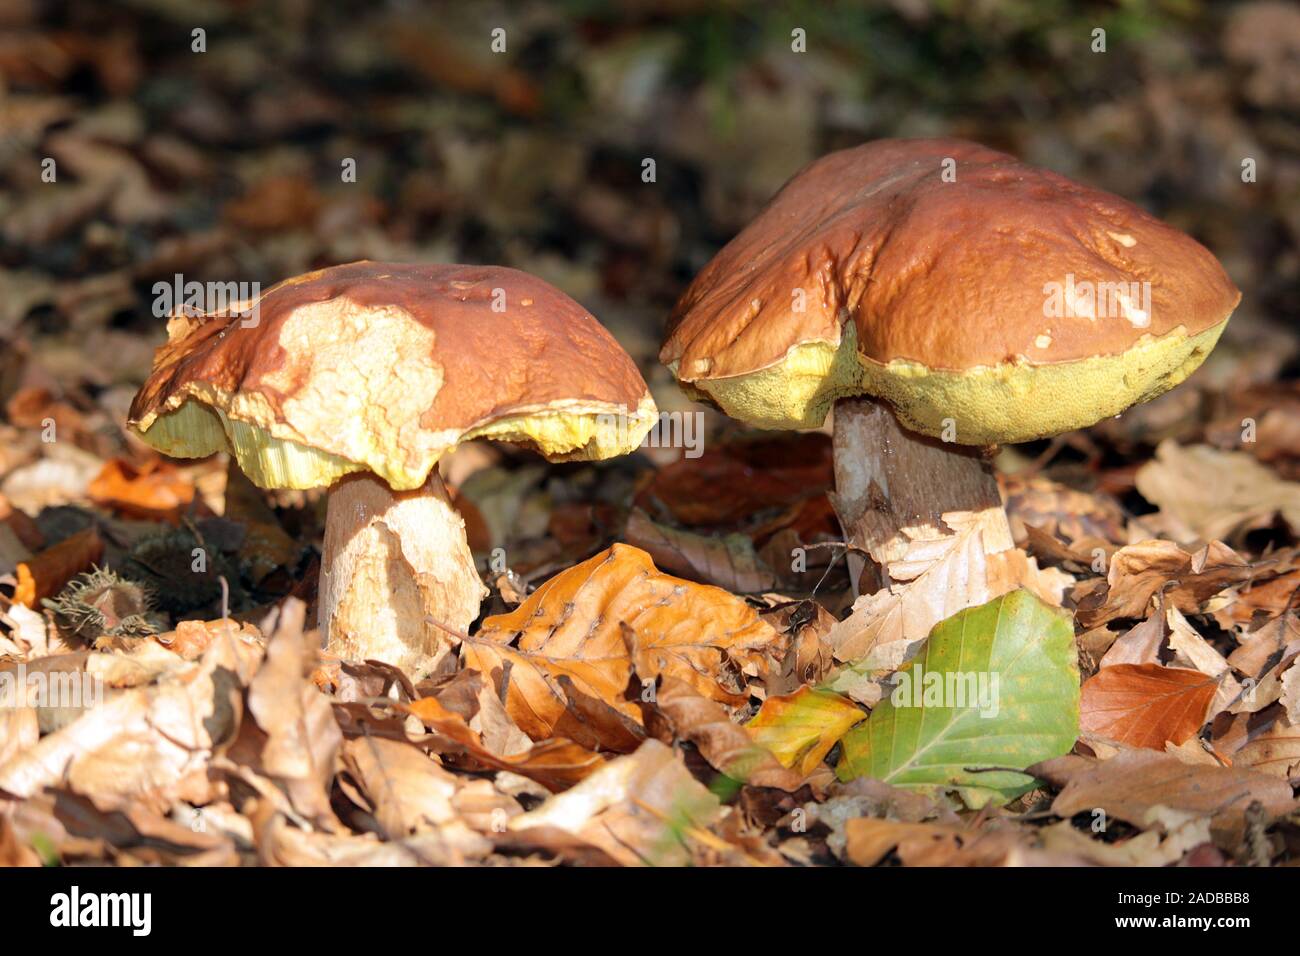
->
[462, 544, 783, 741]
[87, 457, 195, 523]
[404, 694, 604, 792]
[825, 510, 1070, 665]
[1136, 441, 1300, 544]
[644, 676, 807, 791]
[1079, 663, 1217, 749]
[246, 600, 342, 829]
[624, 508, 779, 593]
[508, 739, 724, 866]
[1074, 539, 1255, 628]
[837, 589, 1080, 807]
[1034, 750, 1296, 838]
[747, 686, 865, 777]
[13, 527, 103, 607]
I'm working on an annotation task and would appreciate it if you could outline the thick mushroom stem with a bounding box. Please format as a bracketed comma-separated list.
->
[829, 396, 1014, 592]
[319, 470, 487, 678]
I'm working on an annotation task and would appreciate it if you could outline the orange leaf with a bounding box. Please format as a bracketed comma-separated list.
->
[1080, 663, 1217, 749]
[405, 695, 603, 792]
[14, 528, 104, 607]
[88, 458, 195, 522]
[462, 544, 783, 742]
[747, 686, 866, 777]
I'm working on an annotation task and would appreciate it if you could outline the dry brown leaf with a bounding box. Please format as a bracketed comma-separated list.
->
[341, 736, 497, 842]
[843, 817, 1075, 867]
[87, 457, 195, 523]
[1079, 663, 1217, 749]
[404, 694, 605, 793]
[508, 739, 724, 866]
[646, 676, 807, 791]
[1165, 606, 1241, 716]
[825, 510, 1069, 664]
[1099, 605, 1165, 668]
[624, 508, 778, 593]
[1074, 539, 1255, 628]
[1233, 713, 1300, 782]
[1136, 441, 1300, 544]
[13, 527, 103, 607]
[463, 544, 782, 741]
[246, 600, 342, 830]
[1034, 750, 1296, 838]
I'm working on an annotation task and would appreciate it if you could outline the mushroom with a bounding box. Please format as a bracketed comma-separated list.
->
[661, 139, 1240, 590]
[129, 261, 657, 676]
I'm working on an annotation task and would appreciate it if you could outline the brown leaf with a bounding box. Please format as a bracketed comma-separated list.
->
[624, 508, 779, 593]
[1136, 441, 1300, 544]
[404, 695, 604, 793]
[1034, 750, 1296, 836]
[341, 736, 487, 839]
[246, 600, 342, 829]
[647, 676, 807, 791]
[1074, 539, 1255, 628]
[87, 458, 195, 523]
[13, 527, 103, 607]
[463, 544, 782, 741]
[633, 433, 833, 528]
[508, 739, 724, 866]
[1080, 663, 1217, 749]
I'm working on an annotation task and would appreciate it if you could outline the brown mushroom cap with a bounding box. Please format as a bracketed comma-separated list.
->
[661, 139, 1241, 443]
[129, 261, 657, 490]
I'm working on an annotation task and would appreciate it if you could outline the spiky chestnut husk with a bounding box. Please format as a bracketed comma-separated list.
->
[123, 527, 246, 616]
[42, 566, 157, 641]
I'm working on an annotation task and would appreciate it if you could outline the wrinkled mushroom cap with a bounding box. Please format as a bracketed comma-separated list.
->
[129, 261, 657, 490]
[661, 139, 1241, 444]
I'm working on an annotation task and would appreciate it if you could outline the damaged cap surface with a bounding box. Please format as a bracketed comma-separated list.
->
[129, 261, 658, 489]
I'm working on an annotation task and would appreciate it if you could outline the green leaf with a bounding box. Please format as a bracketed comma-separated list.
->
[836, 589, 1079, 808]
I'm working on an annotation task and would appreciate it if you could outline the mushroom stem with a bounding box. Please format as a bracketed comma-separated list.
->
[319, 470, 487, 678]
[829, 396, 1014, 593]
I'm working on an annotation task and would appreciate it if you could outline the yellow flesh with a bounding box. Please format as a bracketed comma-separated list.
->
[677, 318, 1229, 445]
[135, 393, 659, 490]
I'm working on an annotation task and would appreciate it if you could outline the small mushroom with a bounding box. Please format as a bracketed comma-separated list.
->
[661, 139, 1240, 589]
[129, 261, 657, 676]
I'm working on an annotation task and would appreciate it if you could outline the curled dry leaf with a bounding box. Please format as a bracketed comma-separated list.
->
[645, 676, 808, 791]
[246, 600, 342, 830]
[13, 527, 103, 607]
[404, 694, 604, 792]
[508, 738, 724, 866]
[624, 508, 779, 594]
[1079, 663, 1217, 749]
[825, 509, 1069, 666]
[462, 544, 783, 742]
[1033, 750, 1296, 840]
[87, 457, 195, 523]
[1074, 539, 1255, 628]
[1136, 441, 1300, 544]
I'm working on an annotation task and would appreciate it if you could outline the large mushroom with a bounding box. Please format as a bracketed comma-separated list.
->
[661, 139, 1240, 589]
[129, 261, 657, 675]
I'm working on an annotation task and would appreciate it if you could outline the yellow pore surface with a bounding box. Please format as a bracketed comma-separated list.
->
[675, 318, 1229, 445]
